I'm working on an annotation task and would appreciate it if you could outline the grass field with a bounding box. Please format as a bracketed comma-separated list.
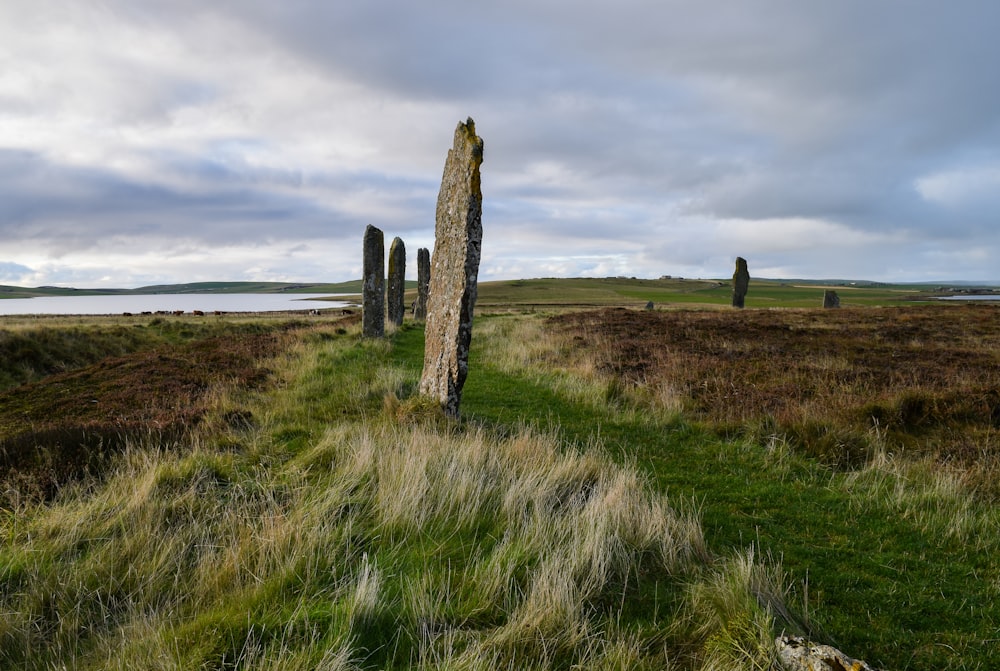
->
[1, 278, 998, 669]
[464, 307, 1000, 669]
[475, 277, 950, 309]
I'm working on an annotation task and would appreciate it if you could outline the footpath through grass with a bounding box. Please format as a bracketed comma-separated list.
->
[459, 313, 1000, 671]
[1, 318, 790, 670]
[3, 312, 996, 669]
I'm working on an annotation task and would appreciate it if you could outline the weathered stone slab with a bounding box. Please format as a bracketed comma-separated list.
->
[362, 224, 385, 338]
[415, 247, 430, 321]
[823, 289, 841, 309]
[776, 635, 880, 671]
[419, 118, 484, 417]
[387, 236, 406, 327]
[732, 256, 750, 308]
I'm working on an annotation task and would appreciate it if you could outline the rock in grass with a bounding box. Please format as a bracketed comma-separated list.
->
[388, 236, 406, 327]
[419, 118, 484, 417]
[823, 289, 841, 308]
[362, 224, 385, 338]
[776, 635, 880, 671]
[732, 256, 750, 308]
[415, 247, 430, 321]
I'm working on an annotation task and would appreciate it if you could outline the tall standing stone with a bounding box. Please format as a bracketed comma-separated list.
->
[419, 118, 484, 417]
[823, 289, 841, 308]
[362, 224, 385, 338]
[415, 247, 430, 321]
[387, 237, 406, 327]
[732, 256, 750, 308]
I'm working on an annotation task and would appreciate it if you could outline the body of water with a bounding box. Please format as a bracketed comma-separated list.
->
[0, 293, 352, 316]
[937, 295, 1000, 301]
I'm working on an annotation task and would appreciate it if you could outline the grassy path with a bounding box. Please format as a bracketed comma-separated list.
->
[417, 316, 1000, 671]
[3, 315, 996, 669]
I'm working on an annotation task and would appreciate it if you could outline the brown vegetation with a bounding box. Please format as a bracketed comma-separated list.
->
[550, 305, 1000, 496]
[0, 329, 294, 503]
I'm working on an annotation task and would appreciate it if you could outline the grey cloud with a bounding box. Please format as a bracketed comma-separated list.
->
[3, 0, 1000, 284]
[0, 149, 431, 253]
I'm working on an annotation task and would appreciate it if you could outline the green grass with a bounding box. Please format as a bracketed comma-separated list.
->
[2, 308, 997, 669]
[475, 277, 944, 309]
[0, 317, 797, 670]
[462, 313, 1000, 670]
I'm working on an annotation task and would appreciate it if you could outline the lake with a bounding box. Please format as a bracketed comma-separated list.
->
[937, 295, 1000, 301]
[0, 294, 353, 316]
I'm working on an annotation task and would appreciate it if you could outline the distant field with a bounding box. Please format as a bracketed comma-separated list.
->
[475, 276, 954, 308]
[3, 276, 983, 307]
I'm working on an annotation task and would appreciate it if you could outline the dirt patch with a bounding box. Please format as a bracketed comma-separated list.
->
[0, 328, 295, 503]
[550, 305, 1000, 472]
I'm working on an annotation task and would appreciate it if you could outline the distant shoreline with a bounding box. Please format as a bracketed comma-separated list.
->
[0, 293, 354, 316]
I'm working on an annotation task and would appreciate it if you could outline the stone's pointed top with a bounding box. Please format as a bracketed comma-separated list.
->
[455, 118, 484, 159]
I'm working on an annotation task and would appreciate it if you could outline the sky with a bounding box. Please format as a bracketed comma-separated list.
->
[2, 0, 999, 287]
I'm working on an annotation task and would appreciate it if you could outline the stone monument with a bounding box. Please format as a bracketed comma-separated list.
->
[823, 289, 840, 309]
[415, 247, 430, 321]
[362, 224, 385, 338]
[732, 256, 750, 308]
[418, 118, 484, 417]
[387, 236, 406, 327]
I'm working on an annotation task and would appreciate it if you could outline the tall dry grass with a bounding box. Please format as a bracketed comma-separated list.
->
[474, 316, 686, 423]
[1, 318, 800, 669]
[550, 306, 1000, 500]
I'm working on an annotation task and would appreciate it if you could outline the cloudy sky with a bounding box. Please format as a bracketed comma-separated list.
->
[2, 0, 999, 287]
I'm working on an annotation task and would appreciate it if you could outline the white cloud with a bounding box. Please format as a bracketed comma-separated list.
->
[915, 166, 1000, 206]
[1, 0, 999, 287]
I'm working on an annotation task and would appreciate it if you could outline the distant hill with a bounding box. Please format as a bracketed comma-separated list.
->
[0, 281, 375, 299]
[3, 276, 997, 306]
[127, 281, 369, 294]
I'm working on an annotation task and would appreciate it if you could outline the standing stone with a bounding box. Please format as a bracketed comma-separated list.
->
[419, 118, 484, 417]
[415, 247, 430, 321]
[362, 224, 385, 338]
[732, 256, 750, 308]
[823, 289, 840, 309]
[387, 237, 406, 327]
